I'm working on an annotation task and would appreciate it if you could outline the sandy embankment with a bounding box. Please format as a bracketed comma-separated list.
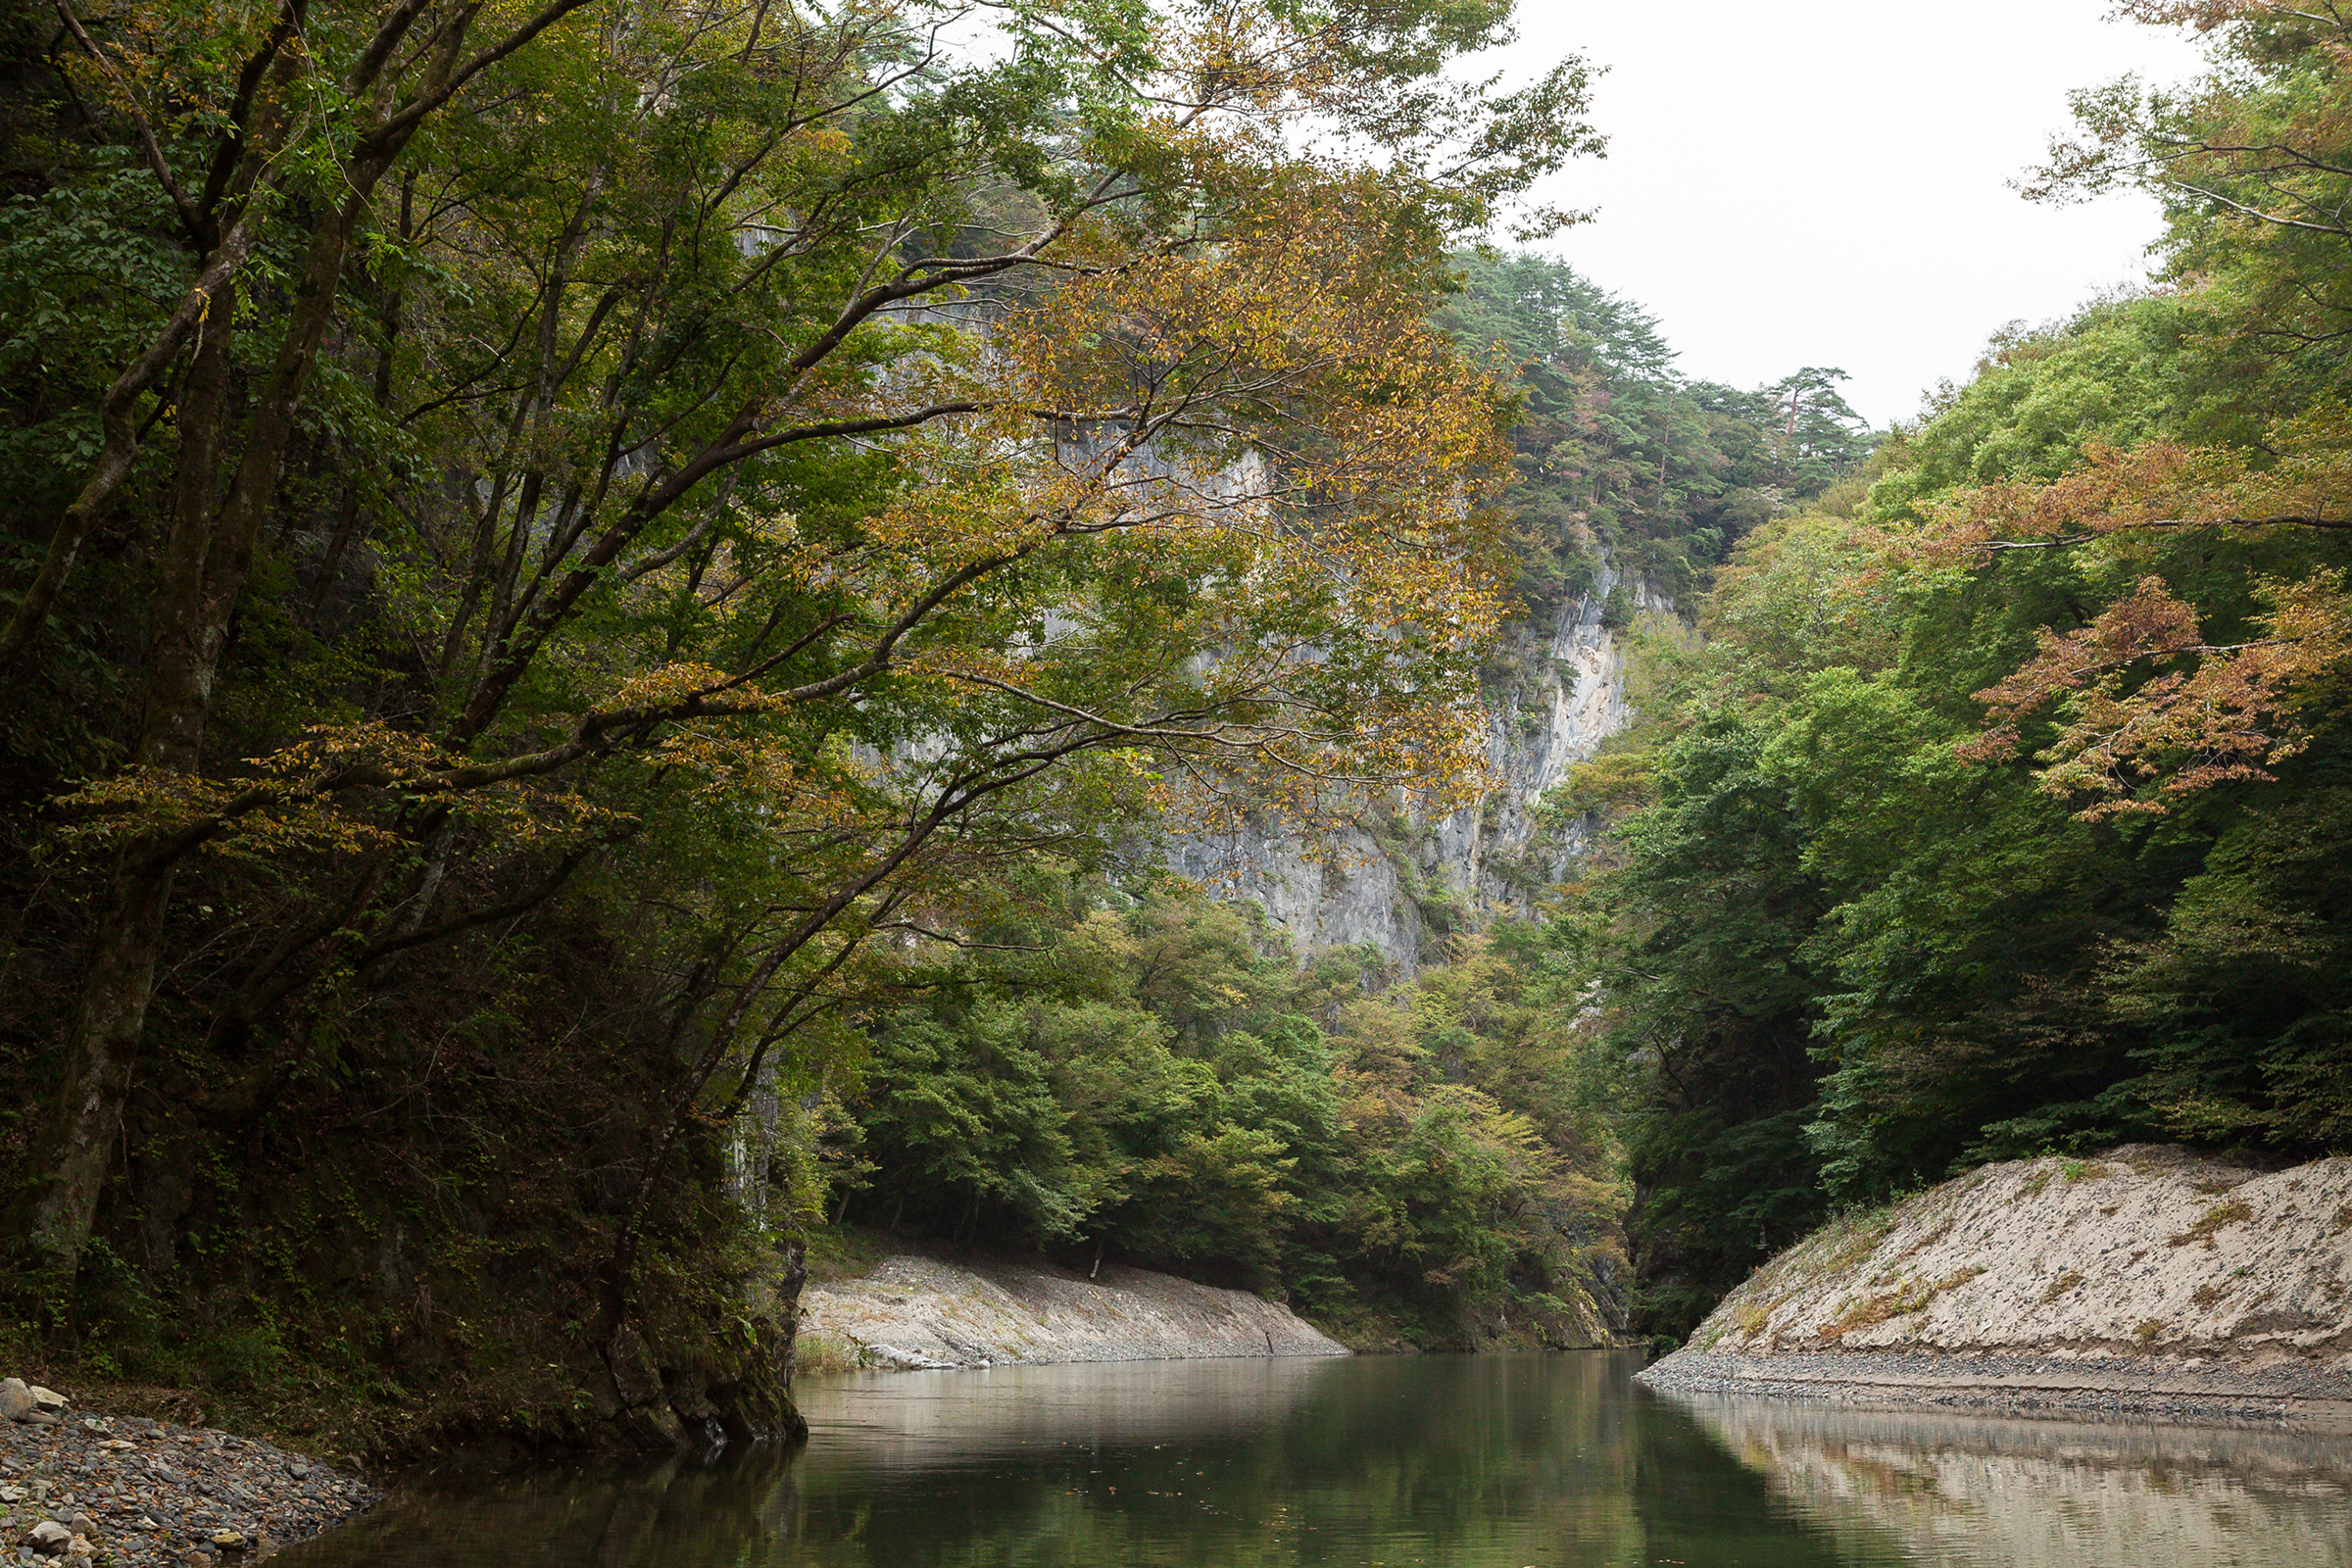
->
[797, 1252, 1348, 1371]
[1639, 1145, 2352, 1429]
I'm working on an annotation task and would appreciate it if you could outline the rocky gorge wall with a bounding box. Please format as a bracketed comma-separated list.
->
[1168, 558, 1662, 969]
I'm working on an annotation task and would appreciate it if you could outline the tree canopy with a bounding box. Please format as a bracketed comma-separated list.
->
[1437, 252, 1875, 612]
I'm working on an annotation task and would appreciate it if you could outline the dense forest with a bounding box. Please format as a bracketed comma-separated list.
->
[3, 0, 2345, 1456]
[832, 892, 1620, 1348]
[1437, 254, 1873, 613]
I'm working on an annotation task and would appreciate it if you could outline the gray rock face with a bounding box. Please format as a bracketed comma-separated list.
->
[0, 1381, 29, 1423]
[800, 1251, 1350, 1371]
[1168, 562, 1659, 969]
[1639, 1146, 2352, 1426]
[1670, 1146, 2352, 1365]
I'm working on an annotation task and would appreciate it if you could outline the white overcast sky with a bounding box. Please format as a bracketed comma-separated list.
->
[1492, 2, 2212, 427]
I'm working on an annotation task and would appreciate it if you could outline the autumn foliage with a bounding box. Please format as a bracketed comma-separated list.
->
[1893, 418, 2352, 815]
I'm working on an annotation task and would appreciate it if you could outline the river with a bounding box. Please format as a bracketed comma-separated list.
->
[272, 1352, 2350, 1566]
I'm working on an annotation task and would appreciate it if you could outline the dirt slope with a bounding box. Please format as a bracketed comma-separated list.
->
[1639, 1145, 2352, 1427]
[797, 1252, 1348, 1371]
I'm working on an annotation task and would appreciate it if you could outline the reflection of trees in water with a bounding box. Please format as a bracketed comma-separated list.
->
[1624, 1398, 1874, 1568]
[270, 1363, 2349, 1568]
[785, 1354, 1654, 1566]
[1676, 1397, 2352, 1568]
[272, 1446, 808, 1568]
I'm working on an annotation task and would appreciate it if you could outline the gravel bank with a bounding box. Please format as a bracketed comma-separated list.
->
[799, 1252, 1348, 1371]
[1640, 1145, 2352, 1427]
[1638, 1348, 2352, 1431]
[1, 1382, 377, 1565]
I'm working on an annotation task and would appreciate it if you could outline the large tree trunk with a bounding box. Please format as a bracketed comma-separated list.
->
[13, 0, 568, 1271]
[26, 188, 371, 1271]
[21, 281, 238, 1266]
[24, 857, 174, 1266]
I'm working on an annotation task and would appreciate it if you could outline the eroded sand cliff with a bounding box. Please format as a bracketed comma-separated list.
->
[1640, 1145, 2352, 1428]
[798, 1252, 1348, 1372]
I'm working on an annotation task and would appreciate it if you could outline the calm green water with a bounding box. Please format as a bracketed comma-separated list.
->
[275, 1352, 2350, 1567]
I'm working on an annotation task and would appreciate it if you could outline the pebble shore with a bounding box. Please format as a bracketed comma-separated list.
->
[2, 1382, 377, 1565]
[1637, 1348, 2352, 1431]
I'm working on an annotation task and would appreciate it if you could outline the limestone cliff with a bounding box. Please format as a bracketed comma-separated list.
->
[1168, 558, 1661, 969]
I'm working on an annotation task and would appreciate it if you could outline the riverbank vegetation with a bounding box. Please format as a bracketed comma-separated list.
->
[840, 887, 1621, 1348]
[1558, 1, 2352, 1340]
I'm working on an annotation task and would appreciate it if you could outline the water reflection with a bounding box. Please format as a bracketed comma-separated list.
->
[788, 1353, 1658, 1567]
[271, 1354, 2348, 1568]
[1678, 1397, 2352, 1568]
[797, 1355, 1349, 1463]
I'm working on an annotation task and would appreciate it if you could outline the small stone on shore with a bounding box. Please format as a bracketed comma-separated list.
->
[0, 1379, 377, 1568]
